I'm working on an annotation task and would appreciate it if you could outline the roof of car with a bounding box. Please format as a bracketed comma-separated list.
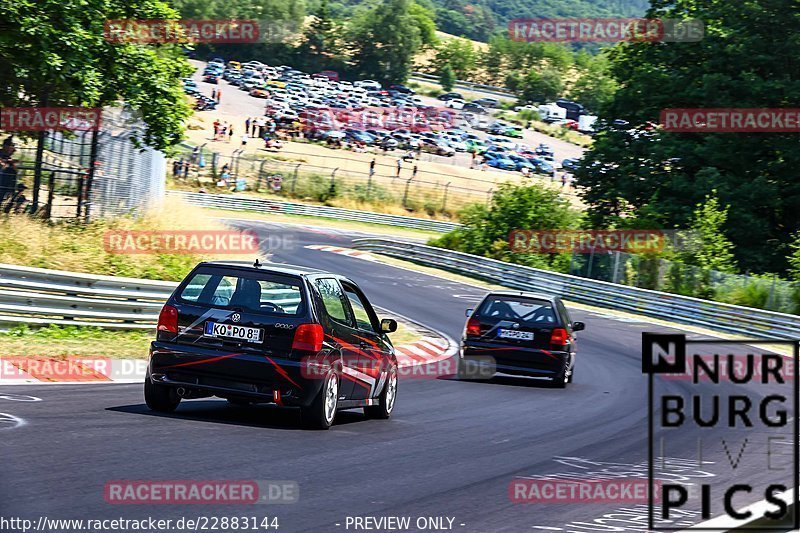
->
[483, 290, 559, 302]
[200, 260, 333, 278]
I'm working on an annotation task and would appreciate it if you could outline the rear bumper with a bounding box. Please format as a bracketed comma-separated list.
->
[148, 341, 324, 407]
[461, 340, 572, 378]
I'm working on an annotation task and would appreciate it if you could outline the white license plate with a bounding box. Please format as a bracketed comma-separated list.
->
[205, 322, 264, 343]
[498, 329, 534, 341]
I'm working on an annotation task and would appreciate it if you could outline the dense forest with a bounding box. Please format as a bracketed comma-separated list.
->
[326, 0, 649, 41]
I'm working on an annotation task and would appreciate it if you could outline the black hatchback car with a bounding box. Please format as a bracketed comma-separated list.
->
[460, 292, 584, 387]
[145, 261, 399, 429]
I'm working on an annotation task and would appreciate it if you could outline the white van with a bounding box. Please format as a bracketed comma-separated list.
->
[538, 104, 567, 122]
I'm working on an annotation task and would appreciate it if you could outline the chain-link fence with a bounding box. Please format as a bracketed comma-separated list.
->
[169, 143, 576, 217]
[6, 108, 165, 220]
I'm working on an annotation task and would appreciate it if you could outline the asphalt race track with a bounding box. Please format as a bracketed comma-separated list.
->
[1, 220, 795, 532]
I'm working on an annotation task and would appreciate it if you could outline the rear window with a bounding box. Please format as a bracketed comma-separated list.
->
[178, 267, 306, 315]
[475, 296, 560, 326]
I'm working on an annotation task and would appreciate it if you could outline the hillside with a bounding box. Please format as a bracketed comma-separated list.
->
[328, 0, 650, 42]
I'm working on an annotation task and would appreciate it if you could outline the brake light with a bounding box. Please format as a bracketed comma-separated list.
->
[157, 304, 178, 333]
[466, 317, 481, 336]
[292, 324, 324, 352]
[550, 328, 568, 347]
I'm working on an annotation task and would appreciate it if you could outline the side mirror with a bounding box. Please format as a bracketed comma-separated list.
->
[380, 318, 398, 333]
[465, 308, 474, 317]
[572, 321, 585, 332]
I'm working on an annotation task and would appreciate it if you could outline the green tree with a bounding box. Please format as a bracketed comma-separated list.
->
[0, 0, 192, 150]
[679, 193, 738, 273]
[431, 37, 477, 79]
[788, 232, 800, 281]
[576, 0, 800, 274]
[429, 182, 577, 269]
[348, 0, 437, 84]
[297, 0, 344, 72]
[439, 63, 456, 91]
[516, 67, 563, 103]
[569, 53, 618, 112]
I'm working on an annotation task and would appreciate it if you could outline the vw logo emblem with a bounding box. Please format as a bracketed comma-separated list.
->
[231, 313, 241, 323]
[512, 322, 520, 329]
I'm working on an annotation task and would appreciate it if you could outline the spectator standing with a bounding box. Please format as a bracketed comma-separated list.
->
[216, 89, 221, 103]
[412, 165, 418, 179]
[369, 158, 376, 177]
[0, 136, 18, 203]
[228, 125, 234, 143]
[211, 88, 216, 100]
[245, 117, 251, 134]
[241, 133, 249, 149]
[395, 157, 402, 178]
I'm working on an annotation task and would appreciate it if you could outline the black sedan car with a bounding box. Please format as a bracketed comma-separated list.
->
[459, 292, 584, 387]
[145, 260, 399, 429]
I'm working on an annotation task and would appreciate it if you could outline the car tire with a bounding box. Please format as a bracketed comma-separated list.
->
[551, 366, 570, 388]
[301, 369, 339, 430]
[144, 373, 181, 412]
[364, 364, 398, 419]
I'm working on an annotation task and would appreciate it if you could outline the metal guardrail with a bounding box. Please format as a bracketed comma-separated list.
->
[410, 72, 516, 99]
[0, 264, 302, 330]
[168, 190, 462, 233]
[351, 239, 800, 340]
[0, 263, 176, 329]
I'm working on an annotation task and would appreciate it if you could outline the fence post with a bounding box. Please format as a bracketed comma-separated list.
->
[45, 171, 56, 220]
[329, 167, 338, 196]
[612, 251, 621, 284]
[292, 163, 301, 194]
[257, 159, 268, 191]
[402, 177, 413, 208]
[442, 182, 451, 212]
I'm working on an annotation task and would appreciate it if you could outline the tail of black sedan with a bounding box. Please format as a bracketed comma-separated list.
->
[145, 261, 399, 429]
[459, 292, 584, 387]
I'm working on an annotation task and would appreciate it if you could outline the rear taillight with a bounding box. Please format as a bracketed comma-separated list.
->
[466, 317, 481, 336]
[292, 324, 324, 352]
[550, 328, 568, 347]
[157, 304, 178, 333]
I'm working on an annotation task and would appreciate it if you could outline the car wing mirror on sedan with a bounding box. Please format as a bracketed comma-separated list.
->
[381, 318, 398, 333]
[465, 308, 474, 317]
[572, 321, 586, 332]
